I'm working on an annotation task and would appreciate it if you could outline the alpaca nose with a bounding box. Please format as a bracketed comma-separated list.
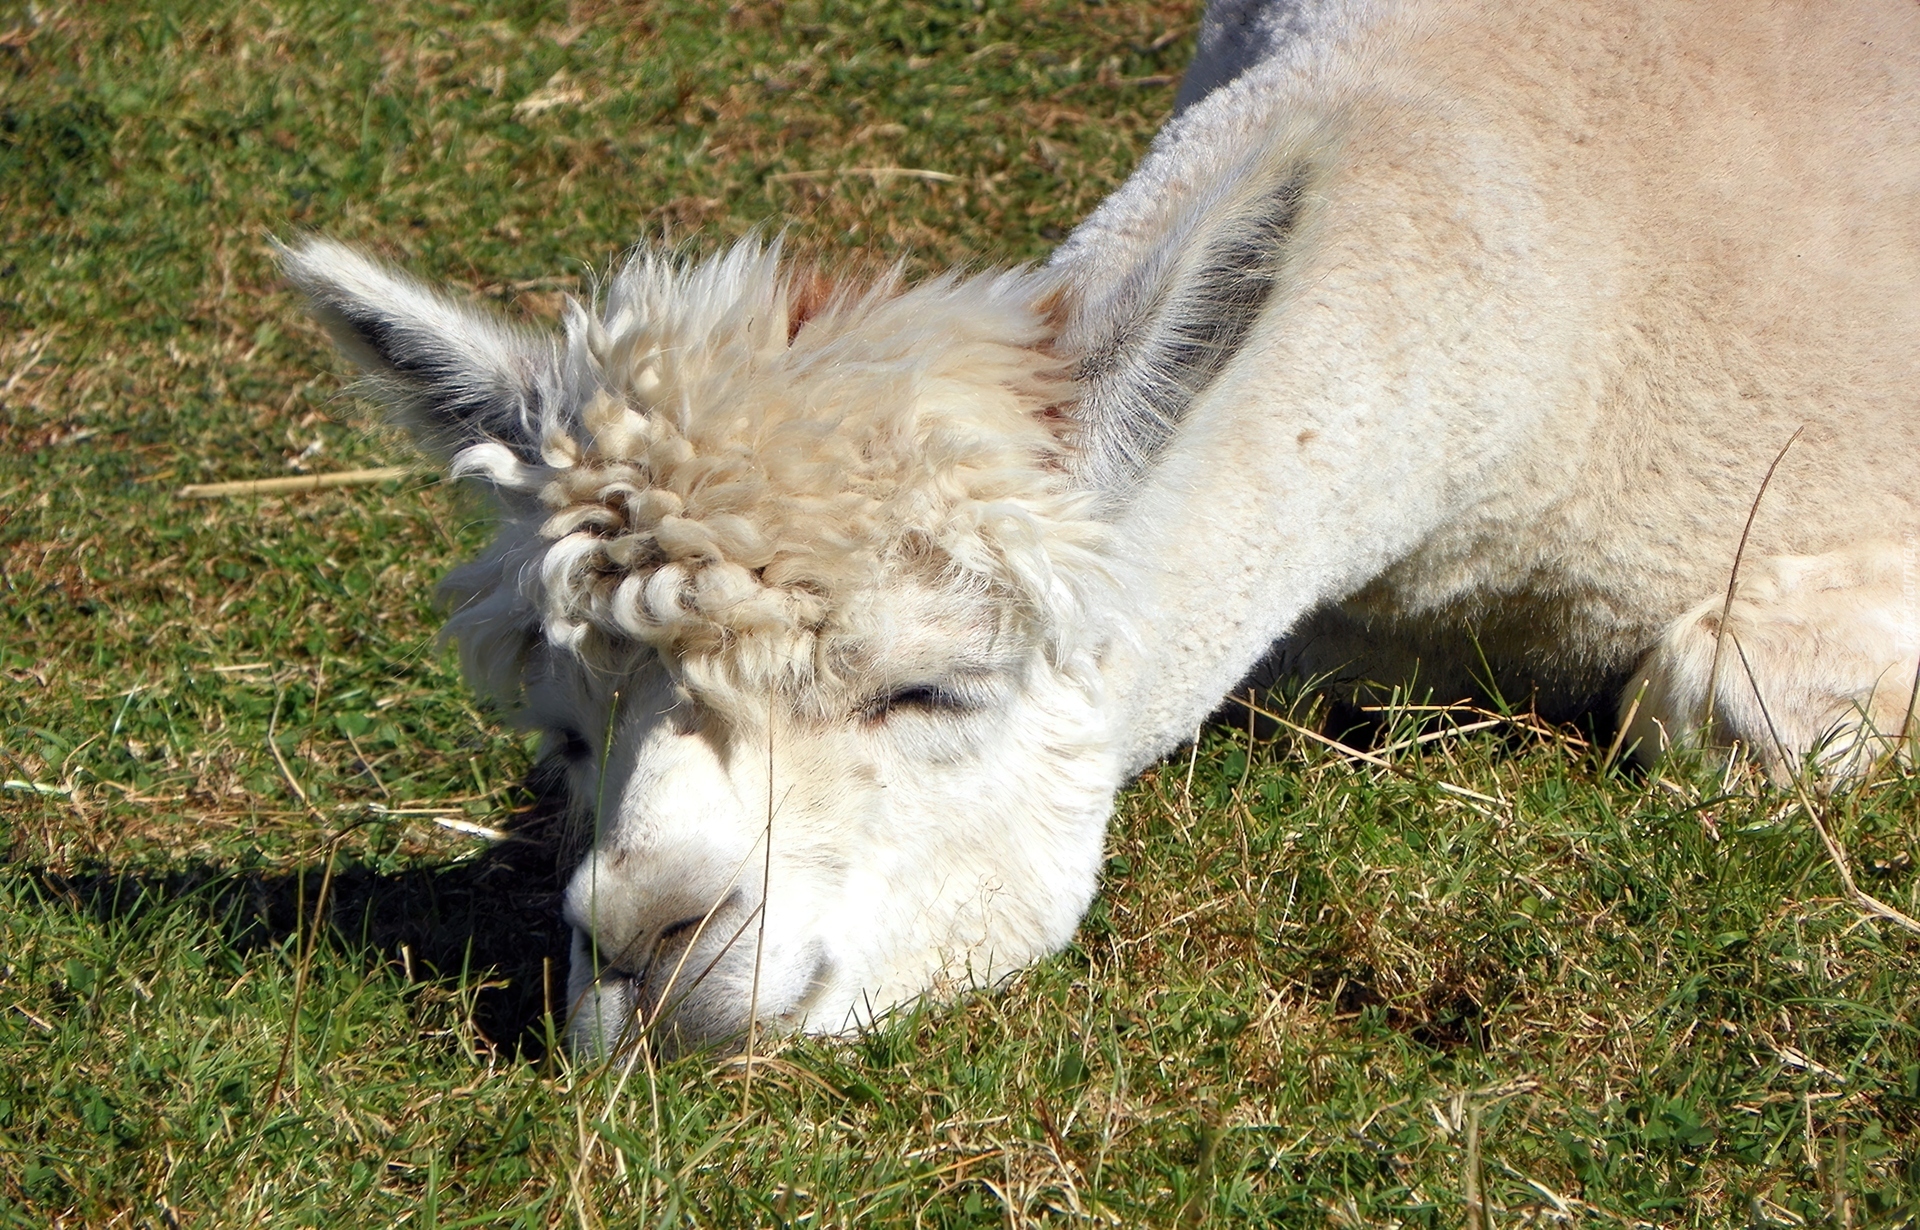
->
[561, 842, 754, 975]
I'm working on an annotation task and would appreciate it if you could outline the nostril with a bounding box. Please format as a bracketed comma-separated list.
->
[564, 864, 749, 982]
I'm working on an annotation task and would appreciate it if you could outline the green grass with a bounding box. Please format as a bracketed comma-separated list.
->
[2, 0, 1917, 1224]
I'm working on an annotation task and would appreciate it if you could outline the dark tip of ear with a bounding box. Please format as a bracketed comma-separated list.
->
[276, 236, 553, 464]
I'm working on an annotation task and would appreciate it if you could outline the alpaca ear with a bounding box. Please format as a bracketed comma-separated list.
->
[278, 237, 555, 462]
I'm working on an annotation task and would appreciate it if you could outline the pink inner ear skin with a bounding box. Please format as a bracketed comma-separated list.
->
[786, 267, 837, 345]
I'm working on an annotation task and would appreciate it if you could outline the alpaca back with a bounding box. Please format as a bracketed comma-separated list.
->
[1058, 0, 1920, 710]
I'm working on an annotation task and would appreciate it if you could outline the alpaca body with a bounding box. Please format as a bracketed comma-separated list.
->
[1055, 0, 1920, 769]
[286, 0, 1920, 1051]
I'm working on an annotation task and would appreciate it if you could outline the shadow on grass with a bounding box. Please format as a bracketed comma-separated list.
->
[1221, 621, 1635, 752]
[21, 775, 578, 1062]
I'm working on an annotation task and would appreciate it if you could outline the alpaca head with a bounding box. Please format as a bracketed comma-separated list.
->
[284, 238, 1121, 1053]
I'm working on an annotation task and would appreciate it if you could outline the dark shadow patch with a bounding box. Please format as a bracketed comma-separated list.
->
[0, 96, 114, 215]
[25, 768, 579, 1062]
[1209, 615, 1632, 756]
[1320, 958, 1515, 1053]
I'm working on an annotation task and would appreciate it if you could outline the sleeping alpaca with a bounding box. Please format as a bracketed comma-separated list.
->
[285, 0, 1920, 1053]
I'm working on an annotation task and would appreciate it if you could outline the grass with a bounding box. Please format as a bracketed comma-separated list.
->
[1, 0, 1916, 1224]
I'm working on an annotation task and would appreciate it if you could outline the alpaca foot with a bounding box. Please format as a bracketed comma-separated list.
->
[1621, 544, 1920, 779]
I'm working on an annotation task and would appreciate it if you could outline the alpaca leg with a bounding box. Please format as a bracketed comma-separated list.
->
[1620, 544, 1920, 778]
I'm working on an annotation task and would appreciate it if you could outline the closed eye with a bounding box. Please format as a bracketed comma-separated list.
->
[856, 683, 975, 723]
[552, 727, 593, 762]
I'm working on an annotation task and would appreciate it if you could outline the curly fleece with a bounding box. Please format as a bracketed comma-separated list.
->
[427, 243, 1112, 713]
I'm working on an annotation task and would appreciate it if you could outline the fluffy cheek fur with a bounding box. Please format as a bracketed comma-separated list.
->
[558, 662, 1118, 1048]
[798, 667, 1119, 1027]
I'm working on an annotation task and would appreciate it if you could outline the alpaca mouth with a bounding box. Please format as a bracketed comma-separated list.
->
[599, 936, 834, 1055]
[572, 901, 829, 1059]
[772, 942, 836, 1029]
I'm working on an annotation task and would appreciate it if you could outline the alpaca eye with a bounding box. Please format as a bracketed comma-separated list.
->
[858, 684, 969, 723]
[553, 727, 593, 761]
[656, 913, 707, 946]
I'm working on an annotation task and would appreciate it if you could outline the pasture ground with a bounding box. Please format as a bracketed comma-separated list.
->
[1, 0, 1916, 1224]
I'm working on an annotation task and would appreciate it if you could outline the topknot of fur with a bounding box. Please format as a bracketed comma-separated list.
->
[443, 242, 1111, 708]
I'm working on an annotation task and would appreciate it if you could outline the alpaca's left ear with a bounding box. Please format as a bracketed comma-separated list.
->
[279, 238, 555, 462]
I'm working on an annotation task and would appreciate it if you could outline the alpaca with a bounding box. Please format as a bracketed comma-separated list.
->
[285, 0, 1920, 1053]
